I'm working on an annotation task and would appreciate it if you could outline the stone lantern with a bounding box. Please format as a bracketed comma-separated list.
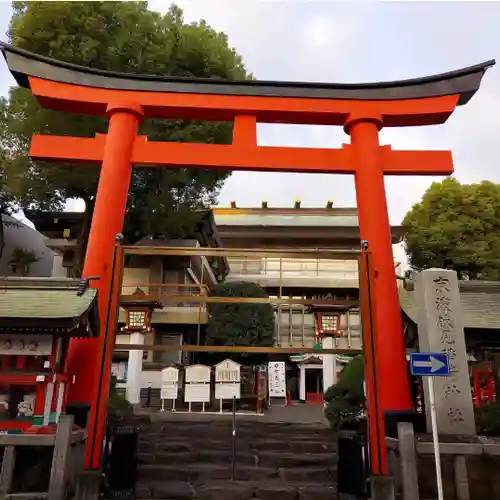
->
[120, 288, 161, 407]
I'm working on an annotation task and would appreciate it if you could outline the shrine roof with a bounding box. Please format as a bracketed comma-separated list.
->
[399, 280, 500, 330]
[0, 277, 99, 336]
[0, 43, 494, 105]
[290, 353, 323, 365]
[213, 208, 359, 228]
[212, 207, 404, 244]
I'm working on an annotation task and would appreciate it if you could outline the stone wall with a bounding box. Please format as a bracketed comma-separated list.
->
[416, 454, 500, 500]
[389, 424, 500, 500]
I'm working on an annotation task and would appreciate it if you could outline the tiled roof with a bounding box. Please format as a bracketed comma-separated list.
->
[0, 277, 99, 334]
[399, 280, 500, 330]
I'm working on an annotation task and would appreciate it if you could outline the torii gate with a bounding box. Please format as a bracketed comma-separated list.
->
[1, 43, 493, 473]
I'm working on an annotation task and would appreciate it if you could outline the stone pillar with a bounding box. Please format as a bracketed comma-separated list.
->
[397, 422, 420, 500]
[322, 337, 337, 393]
[299, 365, 306, 401]
[415, 269, 475, 435]
[126, 332, 144, 406]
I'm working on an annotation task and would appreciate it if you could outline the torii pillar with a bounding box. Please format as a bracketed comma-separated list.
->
[0, 42, 493, 472]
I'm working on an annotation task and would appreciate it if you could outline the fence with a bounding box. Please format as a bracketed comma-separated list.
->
[388, 422, 500, 500]
[0, 415, 86, 500]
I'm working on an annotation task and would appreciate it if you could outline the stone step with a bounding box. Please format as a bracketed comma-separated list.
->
[140, 428, 333, 437]
[136, 480, 337, 500]
[138, 450, 259, 466]
[139, 431, 334, 442]
[138, 438, 336, 454]
[257, 452, 336, 469]
[139, 424, 332, 434]
[138, 450, 336, 468]
[137, 425, 334, 442]
[137, 463, 279, 483]
[138, 421, 332, 432]
[137, 464, 335, 484]
[139, 434, 335, 446]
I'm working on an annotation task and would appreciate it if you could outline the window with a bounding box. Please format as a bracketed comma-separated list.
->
[128, 310, 146, 329]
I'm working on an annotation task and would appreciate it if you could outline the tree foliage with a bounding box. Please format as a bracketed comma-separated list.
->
[0, 99, 14, 212]
[1, 1, 250, 243]
[206, 281, 275, 363]
[324, 355, 365, 430]
[403, 178, 500, 280]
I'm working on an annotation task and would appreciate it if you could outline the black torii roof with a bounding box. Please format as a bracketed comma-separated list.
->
[0, 42, 495, 105]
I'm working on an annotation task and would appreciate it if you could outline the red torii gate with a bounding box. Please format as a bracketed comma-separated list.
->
[1, 43, 494, 473]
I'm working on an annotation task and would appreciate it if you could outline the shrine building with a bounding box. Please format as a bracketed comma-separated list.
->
[0, 276, 99, 431]
[213, 202, 404, 402]
[26, 203, 403, 405]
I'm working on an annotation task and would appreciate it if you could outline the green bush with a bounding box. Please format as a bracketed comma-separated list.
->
[475, 403, 500, 436]
[324, 355, 365, 430]
[108, 375, 133, 422]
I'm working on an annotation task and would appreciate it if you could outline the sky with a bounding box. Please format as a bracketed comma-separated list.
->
[0, 0, 499, 264]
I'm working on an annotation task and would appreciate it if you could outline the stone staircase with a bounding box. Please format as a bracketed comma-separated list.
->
[135, 414, 337, 500]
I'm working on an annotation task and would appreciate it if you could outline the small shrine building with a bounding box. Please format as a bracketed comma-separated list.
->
[0, 277, 99, 431]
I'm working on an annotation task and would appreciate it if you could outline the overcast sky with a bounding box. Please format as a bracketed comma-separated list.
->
[0, 1, 499, 235]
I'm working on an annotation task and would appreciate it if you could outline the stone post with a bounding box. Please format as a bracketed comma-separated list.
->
[397, 422, 420, 500]
[322, 337, 337, 392]
[415, 269, 475, 435]
[126, 331, 144, 406]
[299, 365, 306, 402]
[0, 446, 16, 496]
[370, 475, 395, 500]
[48, 414, 74, 500]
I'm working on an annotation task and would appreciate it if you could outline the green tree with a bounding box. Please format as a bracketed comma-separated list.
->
[403, 178, 500, 280]
[324, 355, 365, 429]
[0, 97, 20, 260]
[206, 281, 275, 364]
[1, 1, 250, 246]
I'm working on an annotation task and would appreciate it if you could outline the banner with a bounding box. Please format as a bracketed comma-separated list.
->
[268, 361, 286, 398]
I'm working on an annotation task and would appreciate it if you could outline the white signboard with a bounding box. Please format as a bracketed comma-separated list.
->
[185, 364, 211, 383]
[0, 335, 53, 356]
[162, 366, 179, 384]
[215, 383, 240, 400]
[160, 384, 178, 400]
[268, 361, 286, 398]
[184, 383, 210, 403]
[215, 359, 241, 383]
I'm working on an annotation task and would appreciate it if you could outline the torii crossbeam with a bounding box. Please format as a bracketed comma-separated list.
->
[1, 43, 494, 475]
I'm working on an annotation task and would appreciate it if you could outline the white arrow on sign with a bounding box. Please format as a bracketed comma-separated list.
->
[414, 356, 445, 373]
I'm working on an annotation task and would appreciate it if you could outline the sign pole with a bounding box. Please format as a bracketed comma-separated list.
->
[427, 376, 444, 500]
[231, 396, 236, 481]
[409, 351, 449, 500]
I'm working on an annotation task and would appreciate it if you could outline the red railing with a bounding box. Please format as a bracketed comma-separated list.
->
[306, 392, 324, 406]
[472, 365, 496, 408]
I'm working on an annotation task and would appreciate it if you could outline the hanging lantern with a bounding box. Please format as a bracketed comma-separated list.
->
[120, 288, 162, 332]
[314, 312, 341, 344]
[125, 308, 150, 331]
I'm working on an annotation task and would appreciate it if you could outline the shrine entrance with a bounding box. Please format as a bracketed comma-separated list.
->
[110, 243, 372, 497]
[0, 42, 493, 478]
[106, 243, 380, 481]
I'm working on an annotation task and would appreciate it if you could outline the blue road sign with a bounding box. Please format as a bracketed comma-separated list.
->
[409, 352, 450, 377]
